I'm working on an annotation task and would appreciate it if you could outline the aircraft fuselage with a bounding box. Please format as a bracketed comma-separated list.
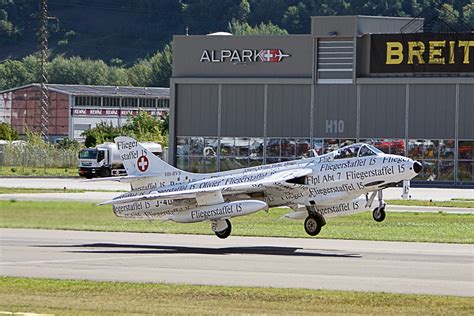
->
[111, 152, 417, 221]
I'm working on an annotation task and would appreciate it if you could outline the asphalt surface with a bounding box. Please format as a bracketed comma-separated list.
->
[1, 229, 472, 296]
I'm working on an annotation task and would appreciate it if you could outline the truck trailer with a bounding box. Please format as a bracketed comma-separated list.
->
[79, 142, 162, 178]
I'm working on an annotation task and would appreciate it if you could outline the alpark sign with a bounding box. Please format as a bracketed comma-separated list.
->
[200, 49, 290, 63]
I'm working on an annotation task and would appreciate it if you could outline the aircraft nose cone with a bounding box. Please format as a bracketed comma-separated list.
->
[413, 161, 423, 174]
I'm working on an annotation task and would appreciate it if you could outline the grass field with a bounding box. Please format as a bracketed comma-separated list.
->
[0, 187, 85, 194]
[1, 200, 472, 243]
[0, 166, 78, 177]
[0, 187, 125, 194]
[0, 277, 472, 315]
[387, 199, 474, 208]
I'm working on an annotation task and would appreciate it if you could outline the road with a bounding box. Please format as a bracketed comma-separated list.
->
[1, 229, 472, 296]
[0, 177, 129, 191]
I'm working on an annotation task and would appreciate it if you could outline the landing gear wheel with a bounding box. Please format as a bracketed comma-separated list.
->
[372, 207, 386, 222]
[304, 215, 322, 236]
[215, 219, 232, 239]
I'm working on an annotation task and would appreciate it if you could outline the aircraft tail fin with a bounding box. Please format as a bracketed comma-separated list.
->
[115, 136, 185, 177]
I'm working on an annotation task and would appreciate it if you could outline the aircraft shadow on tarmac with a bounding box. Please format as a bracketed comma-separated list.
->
[37, 243, 361, 258]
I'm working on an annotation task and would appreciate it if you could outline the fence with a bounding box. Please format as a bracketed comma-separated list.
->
[0, 142, 79, 176]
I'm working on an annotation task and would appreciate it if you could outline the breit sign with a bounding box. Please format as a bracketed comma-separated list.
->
[200, 49, 290, 63]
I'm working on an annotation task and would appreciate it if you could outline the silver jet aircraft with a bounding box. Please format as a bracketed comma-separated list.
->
[98, 136, 422, 238]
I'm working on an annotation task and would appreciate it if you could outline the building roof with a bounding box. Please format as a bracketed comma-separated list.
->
[0, 83, 170, 98]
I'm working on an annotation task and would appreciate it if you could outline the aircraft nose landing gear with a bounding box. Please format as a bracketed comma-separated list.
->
[372, 206, 386, 222]
[372, 190, 386, 222]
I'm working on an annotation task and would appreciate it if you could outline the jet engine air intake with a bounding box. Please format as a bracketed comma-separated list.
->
[413, 161, 423, 174]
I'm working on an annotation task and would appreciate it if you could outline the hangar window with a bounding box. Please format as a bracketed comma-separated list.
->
[176, 156, 189, 171]
[188, 137, 204, 157]
[139, 98, 156, 108]
[235, 138, 250, 157]
[220, 138, 235, 156]
[204, 138, 218, 157]
[438, 160, 454, 181]
[458, 161, 473, 182]
[361, 139, 405, 155]
[458, 140, 474, 183]
[103, 97, 120, 107]
[458, 141, 474, 160]
[157, 99, 169, 108]
[439, 140, 455, 159]
[189, 157, 202, 173]
[122, 97, 138, 107]
[266, 139, 281, 157]
[176, 137, 189, 156]
[203, 156, 218, 173]
[249, 138, 264, 158]
[281, 139, 296, 157]
[312, 139, 324, 155]
[407, 139, 455, 182]
[75, 96, 101, 106]
[408, 140, 423, 159]
[296, 139, 311, 157]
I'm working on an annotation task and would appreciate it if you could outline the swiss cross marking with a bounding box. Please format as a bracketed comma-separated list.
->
[263, 50, 273, 61]
[137, 155, 149, 172]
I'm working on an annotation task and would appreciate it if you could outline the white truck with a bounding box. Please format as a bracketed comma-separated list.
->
[79, 142, 162, 178]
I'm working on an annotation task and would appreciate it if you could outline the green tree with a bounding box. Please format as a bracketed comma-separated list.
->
[438, 3, 460, 27]
[0, 59, 32, 90]
[121, 111, 166, 144]
[158, 112, 169, 137]
[127, 59, 153, 86]
[56, 137, 81, 150]
[462, 2, 474, 27]
[236, 0, 251, 21]
[84, 134, 97, 148]
[0, 122, 18, 140]
[149, 44, 172, 87]
[282, 3, 310, 34]
[81, 121, 122, 145]
[230, 20, 288, 35]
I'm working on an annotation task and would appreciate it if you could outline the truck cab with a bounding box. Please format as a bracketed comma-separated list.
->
[79, 147, 114, 178]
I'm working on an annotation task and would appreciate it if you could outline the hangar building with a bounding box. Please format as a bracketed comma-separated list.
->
[0, 84, 169, 142]
[170, 15, 474, 187]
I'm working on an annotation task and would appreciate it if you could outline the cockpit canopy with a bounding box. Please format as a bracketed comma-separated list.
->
[333, 143, 383, 160]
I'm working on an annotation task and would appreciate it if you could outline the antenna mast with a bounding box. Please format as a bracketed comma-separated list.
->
[38, 0, 49, 141]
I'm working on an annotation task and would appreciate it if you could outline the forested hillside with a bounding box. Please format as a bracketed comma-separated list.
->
[0, 0, 473, 90]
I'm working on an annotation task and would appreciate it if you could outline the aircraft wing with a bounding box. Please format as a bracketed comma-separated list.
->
[98, 168, 312, 206]
[84, 175, 157, 183]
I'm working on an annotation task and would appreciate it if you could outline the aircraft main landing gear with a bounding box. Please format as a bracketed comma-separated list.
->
[213, 219, 232, 239]
[304, 207, 326, 236]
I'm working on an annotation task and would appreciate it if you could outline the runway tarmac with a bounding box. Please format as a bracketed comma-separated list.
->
[1, 229, 472, 297]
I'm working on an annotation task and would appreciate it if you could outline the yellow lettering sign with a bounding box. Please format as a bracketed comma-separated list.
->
[428, 40, 446, 64]
[448, 41, 455, 64]
[408, 41, 425, 64]
[459, 41, 474, 64]
[386, 42, 403, 64]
